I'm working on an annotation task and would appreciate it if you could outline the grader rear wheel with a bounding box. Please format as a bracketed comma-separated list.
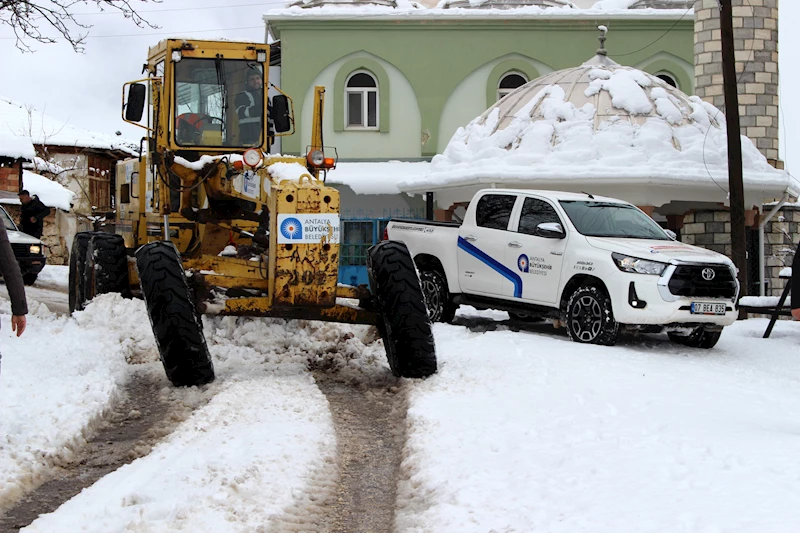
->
[68, 231, 96, 313]
[368, 241, 437, 379]
[136, 241, 214, 387]
[83, 233, 130, 302]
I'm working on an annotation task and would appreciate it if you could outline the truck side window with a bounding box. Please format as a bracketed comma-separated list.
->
[475, 194, 516, 230]
[518, 198, 561, 236]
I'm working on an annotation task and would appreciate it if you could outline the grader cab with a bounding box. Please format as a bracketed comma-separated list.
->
[67, 39, 436, 386]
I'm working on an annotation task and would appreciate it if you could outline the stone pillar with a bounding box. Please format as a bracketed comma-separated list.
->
[694, 0, 779, 164]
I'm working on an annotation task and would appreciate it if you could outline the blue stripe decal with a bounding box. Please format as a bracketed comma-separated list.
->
[457, 236, 523, 298]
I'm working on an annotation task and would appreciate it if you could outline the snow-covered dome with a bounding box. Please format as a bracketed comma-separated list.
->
[400, 51, 797, 208]
[439, 0, 572, 10]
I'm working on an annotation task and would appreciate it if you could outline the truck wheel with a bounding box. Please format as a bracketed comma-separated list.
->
[668, 327, 722, 349]
[68, 231, 96, 313]
[368, 241, 437, 378]
[22, 272, 38, 286]
[565, 285, 619, 346]
[136, 241, 215, 387]
[83, 233, 131, 302]
[419, 270, 457, 323]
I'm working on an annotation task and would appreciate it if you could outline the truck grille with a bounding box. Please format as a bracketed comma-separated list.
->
[667, 265, 737, 299]
[11, 243, 32, 256]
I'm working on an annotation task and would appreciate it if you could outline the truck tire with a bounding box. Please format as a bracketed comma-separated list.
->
[83, 233, 131, 302]
[368, 241, 437, 378]
[565, 285, 619, 346]
[22, 272, 38, 286]
[419, 270, 457, 323]
[69, 231, 96, 313]
[136, 241, 215, 387]
[668, 327, 722, 349]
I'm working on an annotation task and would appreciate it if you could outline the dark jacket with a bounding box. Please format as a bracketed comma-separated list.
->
[791, 249, 800, 310]
[20, 196, 50, 239]
[0, 222, 27, 316]
[235, 89, 263, 146]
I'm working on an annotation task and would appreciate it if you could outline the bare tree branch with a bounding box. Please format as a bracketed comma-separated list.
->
[1, 0, 159, 52]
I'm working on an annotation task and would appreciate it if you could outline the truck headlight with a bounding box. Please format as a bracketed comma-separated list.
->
[29, 245, 41, 255]
[612, 253, 667, 276]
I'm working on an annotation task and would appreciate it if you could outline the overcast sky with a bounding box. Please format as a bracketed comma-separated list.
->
[0, 1, 797, 173]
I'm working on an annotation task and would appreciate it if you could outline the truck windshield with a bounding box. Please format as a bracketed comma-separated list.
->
[174, 58, 264, 148]
[559, 201, 669, 240]
[0, 207, 17, 232]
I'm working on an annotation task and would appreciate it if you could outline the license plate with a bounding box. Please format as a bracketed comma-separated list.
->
[690, 302, 726, 315]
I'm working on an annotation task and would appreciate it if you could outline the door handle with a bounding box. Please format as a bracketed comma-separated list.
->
[463, 235, 477, 242]
[508, 241, 522, 248]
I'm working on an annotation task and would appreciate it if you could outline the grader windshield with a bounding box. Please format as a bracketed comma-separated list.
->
[173, 58, 264, 148]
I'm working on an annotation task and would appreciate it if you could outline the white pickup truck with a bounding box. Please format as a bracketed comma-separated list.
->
[387, 189, 739, 348]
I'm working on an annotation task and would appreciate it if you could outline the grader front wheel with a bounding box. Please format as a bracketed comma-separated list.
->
[135, 241, 215, 387]
[367, 241, 437, 379]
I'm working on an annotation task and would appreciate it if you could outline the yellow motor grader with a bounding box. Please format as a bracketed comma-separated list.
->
[68, 39, 436, 386]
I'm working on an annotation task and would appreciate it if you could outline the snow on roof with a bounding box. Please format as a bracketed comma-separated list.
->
[0, 97, 139, 157]
[264, 0, 689, 21]
[0, 131, 35, 161]
[398, 55, 797, 205]
[326, 161, 430, 195]
[0, 171, 76, 211]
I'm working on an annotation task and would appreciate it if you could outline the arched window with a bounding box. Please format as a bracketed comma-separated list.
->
[346, 71, 379, 129]
[497, 72, 528, 101]
[656, 72, 678, 89]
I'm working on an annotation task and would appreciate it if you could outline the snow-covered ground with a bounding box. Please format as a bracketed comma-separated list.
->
[3, 273, 800, 531]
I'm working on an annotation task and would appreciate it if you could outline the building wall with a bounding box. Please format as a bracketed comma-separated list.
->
[694, 0, 779, 163]
[682, 208, 797, 296]
[0, 162, 21, 193]
[270, 17, 695, 159]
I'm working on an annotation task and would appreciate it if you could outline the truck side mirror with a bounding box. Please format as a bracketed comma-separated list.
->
[271, 95, 291, 133]
[664, 229, 677, 240]
[120, 183, 131, 204]
[536, 222, 566, 239]
[125, 83, 146, 122]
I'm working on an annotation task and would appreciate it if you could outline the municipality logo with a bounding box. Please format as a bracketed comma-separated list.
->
[517, 254, 529, 273]
[280, 217, 303, 240]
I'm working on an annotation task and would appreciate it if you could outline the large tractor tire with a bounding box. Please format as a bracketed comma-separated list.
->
[68, 231, 96, 313]
[136, 241, 215, 387]
[83, 233, 131, 302]
[368, 241, 437, 379]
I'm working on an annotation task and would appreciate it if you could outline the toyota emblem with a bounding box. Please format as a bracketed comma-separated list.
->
[701, 268, 716, 281]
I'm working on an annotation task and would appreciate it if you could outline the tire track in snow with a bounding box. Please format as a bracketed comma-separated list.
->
[0, 370, 201, 532]
[269, 370, 409, 533]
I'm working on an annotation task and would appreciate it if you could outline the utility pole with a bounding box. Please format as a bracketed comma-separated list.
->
[719, 0, 748, 297]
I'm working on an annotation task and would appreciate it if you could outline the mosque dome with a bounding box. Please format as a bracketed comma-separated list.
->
[399, 41, 793, 208]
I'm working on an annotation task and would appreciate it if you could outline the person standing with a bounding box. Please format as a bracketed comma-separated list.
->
[18, 190, 50, 239]
[0, 218, 27, 375]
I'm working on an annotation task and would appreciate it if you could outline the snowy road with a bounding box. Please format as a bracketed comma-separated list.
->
[1, 272, 800, 532]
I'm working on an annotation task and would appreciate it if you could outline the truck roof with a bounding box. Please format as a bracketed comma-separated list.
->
[477, 189, 631, 205]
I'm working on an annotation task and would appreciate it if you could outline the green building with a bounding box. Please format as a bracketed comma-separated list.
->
[264, 0, 695, 161]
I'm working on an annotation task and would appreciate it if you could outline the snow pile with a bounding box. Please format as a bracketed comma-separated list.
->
[32, 265, 70, 292]
[326, 161, 431, 195]
[267, 161, 314, 182]
[265, 0, 688, 19]
[0, 96, 138, 156]
[0, 295, 152, 509]
[399, 61, 791, 195]
[396, 314, 800, 532]
[24, 377, 336, 532]
[0, 131, 35, 161]
[22, 171, 75, 210]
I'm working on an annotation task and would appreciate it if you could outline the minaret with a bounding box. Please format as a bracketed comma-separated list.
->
[693, 0, 780, 166]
